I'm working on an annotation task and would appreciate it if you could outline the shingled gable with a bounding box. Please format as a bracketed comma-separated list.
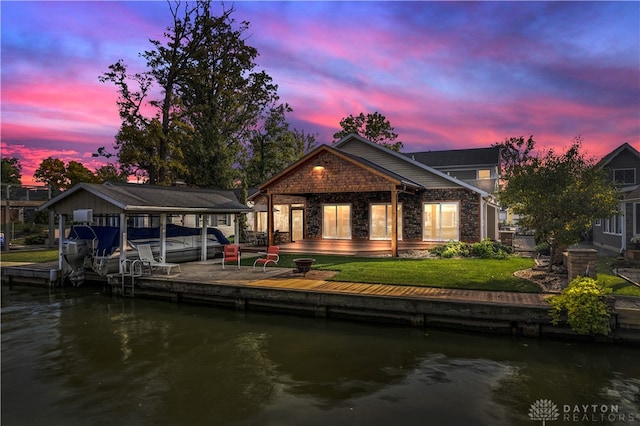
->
[598, 142, 640, 168]
[39, 182, 251, 215]
[257, 144, 424, 194]
[333, 134, 489, 196]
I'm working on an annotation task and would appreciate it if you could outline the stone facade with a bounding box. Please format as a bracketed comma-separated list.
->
[305, 188, 481, 242]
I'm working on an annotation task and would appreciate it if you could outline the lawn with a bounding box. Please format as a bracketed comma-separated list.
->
[244, 254, 541, 293]
[1, 249, 60, 263]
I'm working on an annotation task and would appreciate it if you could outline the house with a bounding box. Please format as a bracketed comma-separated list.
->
[405, 146, 501, 194]
[249, 134, 500, 256]
[592, 142, 640, 254]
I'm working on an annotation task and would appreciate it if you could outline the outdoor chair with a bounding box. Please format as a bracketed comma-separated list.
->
[222, 244, 241, 269]
[137, 243, 181, 275]
[253, 246, 279, 272]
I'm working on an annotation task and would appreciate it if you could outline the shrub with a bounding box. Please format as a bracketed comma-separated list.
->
[430, 241, 469, 258]
[470, 239, 512, 259]
[24, 234, 47, 245]
[430, 239, 511, 259]
[549, 276, 612, 335]
[21, 223, 42, 234]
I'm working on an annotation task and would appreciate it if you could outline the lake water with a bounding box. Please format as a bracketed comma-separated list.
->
[2, 285, 639, 426]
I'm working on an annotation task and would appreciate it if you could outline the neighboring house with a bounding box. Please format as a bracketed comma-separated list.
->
[405, 146, 501, 194]
[592, 143, 640, 253]
[249, 134, 500, 256]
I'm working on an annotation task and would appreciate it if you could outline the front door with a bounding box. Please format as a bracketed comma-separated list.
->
[291, 209, 304, 242]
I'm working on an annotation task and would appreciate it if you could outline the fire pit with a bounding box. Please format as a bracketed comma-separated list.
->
[293, 258, 316, 277]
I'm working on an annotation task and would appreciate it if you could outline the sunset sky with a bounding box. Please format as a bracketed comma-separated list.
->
[2, 1, 639, 185]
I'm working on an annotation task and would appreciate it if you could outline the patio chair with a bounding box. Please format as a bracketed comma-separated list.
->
[253, 246, 280, 272]
[137, 243, 181, 275]
[222, 244, 241, 269]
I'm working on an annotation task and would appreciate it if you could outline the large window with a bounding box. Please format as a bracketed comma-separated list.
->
[477, 169, 491, 180]
[603, 215, 622, 235]
[614, 169, 636, 185]
[370, 203, 402, 240]
[273, 204, 290, 233]
[323, 204, 351, 239]
[423, 202, 459, 241]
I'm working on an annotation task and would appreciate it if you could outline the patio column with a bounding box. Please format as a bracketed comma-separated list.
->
[57, 213, 65, 270]
[119, 212, 127, 273]
[160, 213, 167, 262]
[391, 187, 398, 257]
[201, 214, 207, 261]
[267, 192, 274, 246]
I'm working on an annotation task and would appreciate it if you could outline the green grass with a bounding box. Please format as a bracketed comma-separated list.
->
[244, 254, 541, 293]
[1, 249, 60, 263]
[597, 256, 640, 297]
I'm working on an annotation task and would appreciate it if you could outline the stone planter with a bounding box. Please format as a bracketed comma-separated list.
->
[293, 258, 315, 277]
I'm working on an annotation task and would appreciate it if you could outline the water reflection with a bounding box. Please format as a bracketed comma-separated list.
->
[2, 286, 639, 426]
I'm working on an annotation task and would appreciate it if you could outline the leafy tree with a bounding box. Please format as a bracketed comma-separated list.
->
[179, 3, 279, 188]
[101, 2, 278, 188]
[244, 104, 317, 187]
[498, 136, 619, 269]
[100, 0, 191, 186]
[1, 157, 22, 185]
[34, 157, 67, 191]
[333, 111, 402, 151]
[33, 157, 99, 191]
[492, 135, 536, 182]
[95, 164, 128, 183]
[66, 161, 99, 187]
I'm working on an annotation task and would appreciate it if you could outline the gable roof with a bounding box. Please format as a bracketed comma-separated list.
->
[598, 143, 640, 168]
[334, 134, 489, 196]
[257, 144, 425, 192]
[406, 146, 500, 168]
[39, 182, 251, 214]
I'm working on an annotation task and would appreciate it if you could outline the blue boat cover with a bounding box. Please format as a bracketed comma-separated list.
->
[69, 224, 230, 256]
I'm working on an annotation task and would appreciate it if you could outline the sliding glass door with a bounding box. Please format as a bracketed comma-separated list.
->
[423, 202, 459, 241]
[370, 203, 402, 240]
[323, 204, 351, 239]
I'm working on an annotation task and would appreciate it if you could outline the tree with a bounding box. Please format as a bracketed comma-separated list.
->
[492, 135, 536, 182]
[34, 157, 67, 191]
[66, 161, 99, 187]
[100, 0, 192, 186]
[1, 157, 22, 185]
[95, 164, 128, 183]
[33, 157, 98, 191]
[101, 2, 278, 188]
[179, 2, 279, 188]
[332, 112, 402, 151]
[498, 136, 620, 269]
[244, 104, 317, 187]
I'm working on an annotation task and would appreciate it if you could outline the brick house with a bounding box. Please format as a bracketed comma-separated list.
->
[592, 142, 640, 254]
[250, 134, 500, 256]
